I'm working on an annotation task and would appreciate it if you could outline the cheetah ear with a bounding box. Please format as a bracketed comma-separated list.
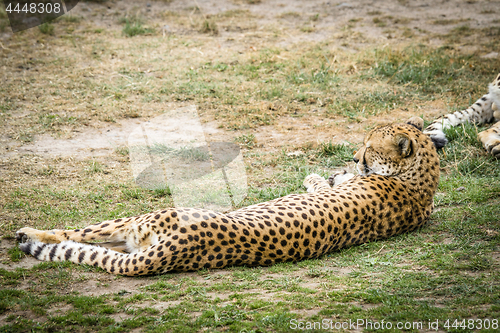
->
[394, 133, 413, 157]
[406, 117, 423, 131]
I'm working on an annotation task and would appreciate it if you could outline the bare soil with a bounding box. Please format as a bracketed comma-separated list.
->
[1, 0, 498, 159]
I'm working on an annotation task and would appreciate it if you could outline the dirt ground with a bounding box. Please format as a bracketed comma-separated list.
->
[0, 0, 499, 328]
[1, 0, 499, 160]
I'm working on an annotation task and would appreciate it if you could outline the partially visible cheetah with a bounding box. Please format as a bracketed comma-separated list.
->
[16, 117, 440, 276]
[424, 72, 500, 157]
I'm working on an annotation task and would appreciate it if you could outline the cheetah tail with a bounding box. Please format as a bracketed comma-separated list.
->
[19, 241, 142, 276]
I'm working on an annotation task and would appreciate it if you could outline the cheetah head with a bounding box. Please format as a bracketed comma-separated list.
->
[353, 117, 429, 177]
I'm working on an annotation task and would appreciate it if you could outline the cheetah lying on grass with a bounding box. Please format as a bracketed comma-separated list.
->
[16, 117, 439, 276]
[424, 72, 500, 157]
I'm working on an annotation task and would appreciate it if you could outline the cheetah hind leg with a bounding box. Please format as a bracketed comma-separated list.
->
[478, 120, 500, 158]
[328, 170, 355, 187]
[16, 218, 133, 247]
[15, 227, 130, 253]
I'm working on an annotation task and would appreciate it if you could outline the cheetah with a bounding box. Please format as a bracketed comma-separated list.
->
[16, 117, 439, 276]
[424, 72, 500, 157]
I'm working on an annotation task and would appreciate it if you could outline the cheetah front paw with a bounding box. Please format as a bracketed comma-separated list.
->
[303, 174, 330, 193]
[15, 227, 49, 243]
[484, 140, 500, 158]
[16, 227, 38, 243]
[478, 124, 500, 158]
[328, 170, 355, 187]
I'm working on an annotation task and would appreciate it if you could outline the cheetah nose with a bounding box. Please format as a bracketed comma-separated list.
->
[353, 157, 359, 163]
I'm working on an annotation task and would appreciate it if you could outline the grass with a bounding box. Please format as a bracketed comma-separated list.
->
[2, 43, 495, 137]
[199, 19, 218, 35]
[121, 16, 155, 37]
[0, 6, 8, 32]
[1, 1, 500, 332]
[38, 23, 55, 35]
[57, 15, 82, 24]
[234, 134, 256, 149]
[369, 45, 497, 96]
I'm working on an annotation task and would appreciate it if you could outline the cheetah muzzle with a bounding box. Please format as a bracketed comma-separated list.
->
[16, 118, 439, 276]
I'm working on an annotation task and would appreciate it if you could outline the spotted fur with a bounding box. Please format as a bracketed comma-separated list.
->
[423, 72, 500, 157]
[16, 119, 439, 276]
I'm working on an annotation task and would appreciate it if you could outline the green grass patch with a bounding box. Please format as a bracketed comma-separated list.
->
[38, 22, 55, 35]
[368, 45, 497, 97]
[122, 17, 154, 37]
